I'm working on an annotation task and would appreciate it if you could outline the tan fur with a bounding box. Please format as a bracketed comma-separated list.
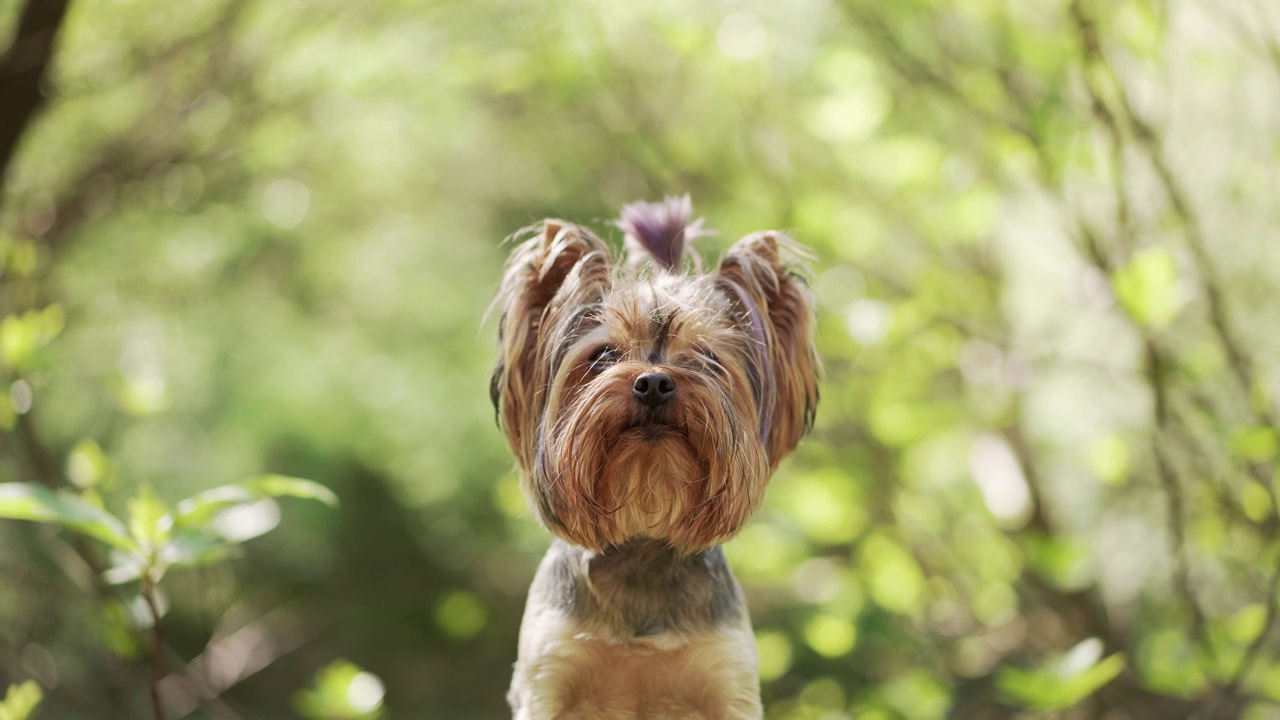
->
[493, 222, 816, 552]
[513, 577, 762, 720]
[715, 232, 820, 466]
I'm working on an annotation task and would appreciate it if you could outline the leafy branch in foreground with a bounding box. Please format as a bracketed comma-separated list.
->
[0, 475, 338, 720]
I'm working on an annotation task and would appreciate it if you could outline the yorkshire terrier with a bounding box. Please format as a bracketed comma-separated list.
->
[491, 196, 819, 719]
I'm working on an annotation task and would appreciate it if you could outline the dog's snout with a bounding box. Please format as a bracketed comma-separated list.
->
[632, 372, 676, 408]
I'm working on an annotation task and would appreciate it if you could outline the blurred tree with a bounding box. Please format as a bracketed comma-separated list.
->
[1, 0, 1278, 718]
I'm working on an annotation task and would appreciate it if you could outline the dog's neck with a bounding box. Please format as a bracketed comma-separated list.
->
[539, 537, 744, 641]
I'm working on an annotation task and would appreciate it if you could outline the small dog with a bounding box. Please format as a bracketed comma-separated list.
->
[491, 197, 818, 719]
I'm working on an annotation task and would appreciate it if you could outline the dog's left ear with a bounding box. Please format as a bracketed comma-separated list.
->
[716, 231, 820, 465]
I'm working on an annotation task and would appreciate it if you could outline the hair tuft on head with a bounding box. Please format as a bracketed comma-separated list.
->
[617, 195, 710, 271]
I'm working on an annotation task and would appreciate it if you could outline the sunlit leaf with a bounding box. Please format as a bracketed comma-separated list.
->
[1229, 426, 1279, 463]
[127, 484, 171, 551]
[172, 475, 336, 531]
[756, 630, 793, 681]
[1225, 603, 1268, 645]
[1240, 481, 1274, 523]
[244, 475, 339, 506]
[880, 671, 949, 720]
[0, 680, 42, 720]
[108, 371, 169, 417]
[66, 439, 112, 490]
[857, 534, 926, 616]
[997, 639, 1125, 710]
[724, 522, 807, 582]
[435, 591, 487, 640]
[1137, 628, 1208, 697]
[0, 305, 64, 371]
[1111, 247, 1183, 329]
[1024, 534, 1094, 591]
[1087, 434, 1131, 485]
[96, 600, 145, 659]
[0, 483, 138, 552]
[773, 469, 867, 545]
[802, 614, 858, 658]
[294, 659, 386, 720]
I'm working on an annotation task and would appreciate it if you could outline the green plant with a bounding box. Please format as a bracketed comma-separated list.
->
[0, 476, 337, 719]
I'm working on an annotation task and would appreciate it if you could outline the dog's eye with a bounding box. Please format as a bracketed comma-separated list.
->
[694, 347, 726, 376]
[588, 346, 621, 372]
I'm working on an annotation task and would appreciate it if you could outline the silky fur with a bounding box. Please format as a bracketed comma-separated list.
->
[492, 206, 818, 720]
[510, 539, 761, 720]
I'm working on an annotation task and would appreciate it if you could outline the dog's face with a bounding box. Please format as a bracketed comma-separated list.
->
[491, 200, 818, 552]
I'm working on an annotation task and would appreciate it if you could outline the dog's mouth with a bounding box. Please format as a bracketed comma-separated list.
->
[622, 412, 682, 442]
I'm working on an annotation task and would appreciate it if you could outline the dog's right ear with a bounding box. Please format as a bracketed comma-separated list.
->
[491, 220, 612, 470]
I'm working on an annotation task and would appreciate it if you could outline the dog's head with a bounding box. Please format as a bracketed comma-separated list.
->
[491, 197, 818, 552]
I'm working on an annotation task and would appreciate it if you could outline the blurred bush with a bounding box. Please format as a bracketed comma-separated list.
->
[1, 0, 1279, 718]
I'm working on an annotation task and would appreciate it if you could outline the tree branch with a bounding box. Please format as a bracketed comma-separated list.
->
[0, 0, 72, 194]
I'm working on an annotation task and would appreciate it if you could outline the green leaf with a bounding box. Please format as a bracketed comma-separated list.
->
[802, 614, 858, 658]
[1136, 628, 1208, 697]
[96, 600, 145, 659]
[755, 630, 793, 682]
[1087, 434, 1131, 485]
[435, 590, 488, 640]
[1225, 603, 1268, 645]
[857, 534, 926, 616]
[1229, 426, 1279, 463]
[997, 638, 1125, 710]
[244, 475, 340, 506]
[163, 531, 236, 568]
[127, 484, 171, 551]
[105, 475, 340, 584]
[104, 533, 235, 585]
[773, 468, 867, 545]
[102, 550, 150, 585]
[66, 439, 112, 490]
[1111, 247, 1183, 329]
[1240, 481, 1274, 523]
[0, 305, 64, 371]
[293, 659, 385, 720]
[0, 680, 42, 720]
[172, 475, 336, 531]
[0, 483, 138, 552]
[1024, 534, 1093, 591]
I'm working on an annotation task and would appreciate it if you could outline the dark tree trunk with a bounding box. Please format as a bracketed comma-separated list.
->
[0, 0, 72, 193]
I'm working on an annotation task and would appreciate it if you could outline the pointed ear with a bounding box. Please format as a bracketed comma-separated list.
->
[716, 231, 819, 465]
[491, 220, 612, 469]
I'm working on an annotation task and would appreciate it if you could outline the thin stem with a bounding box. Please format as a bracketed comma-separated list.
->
[141, 577, 167, 720]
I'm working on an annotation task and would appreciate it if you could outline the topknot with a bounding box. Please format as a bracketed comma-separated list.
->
[617, 195, 710, 272]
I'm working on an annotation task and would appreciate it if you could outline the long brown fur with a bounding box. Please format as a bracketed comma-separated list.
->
[492, 200, 819, 719]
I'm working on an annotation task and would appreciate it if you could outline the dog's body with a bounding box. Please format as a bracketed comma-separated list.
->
[492, 197, 818, 719]
[510, 540, 760, 719]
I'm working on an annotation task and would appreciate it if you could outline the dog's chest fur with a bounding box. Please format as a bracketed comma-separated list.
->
[510, 540, 763, 719]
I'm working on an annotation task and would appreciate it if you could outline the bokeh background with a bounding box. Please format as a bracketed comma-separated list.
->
[2, 0, 1279, 717]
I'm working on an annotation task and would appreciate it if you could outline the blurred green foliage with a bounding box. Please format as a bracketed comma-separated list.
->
[293, 660, 385, 720]
[0, 681, 42, 720]
[1, 0, 1279, 718]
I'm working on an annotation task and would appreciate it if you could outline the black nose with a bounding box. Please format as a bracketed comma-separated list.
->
[632, 372, 676, 408]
